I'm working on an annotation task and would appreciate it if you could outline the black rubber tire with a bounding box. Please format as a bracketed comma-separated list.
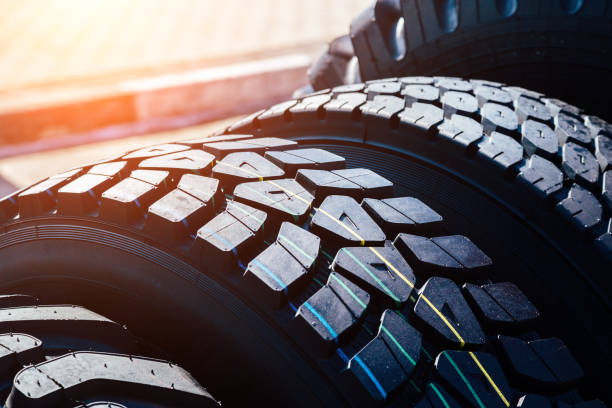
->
[0, 295, 218, 407]
[0, 77, 610, 406]
[308, 35, 362, 91]
[307, 0, 612, 121]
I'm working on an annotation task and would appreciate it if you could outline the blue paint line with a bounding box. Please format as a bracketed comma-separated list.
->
[251, 259, 287, 294]
[336, 348, 350, 364]
[199, 226, 237, 255]
[302, 301, 338, 342]
[288, 302, 298, 313]
[353, 355, 387, 399]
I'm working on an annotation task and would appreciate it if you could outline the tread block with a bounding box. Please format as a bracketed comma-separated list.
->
[0, 305, 134, 354]
[438, 114, 483, 149]
[57, 174, 114, 215]
[377, 310, 422, 374]
[556, 184, 603, 231]
[414, 382, 462, 408]
[348, 335, 406, 401]
[122, 143, 189, 160]
[138, 149, 215, 175]
[463, 282, 539, 329]
[332, 246, 415, 306]
[0, 333, 42, 374]
[398, 103, 444, 133]
[243, 223, 319, 308]
[503, 86, 543, 101]
[603, 171, 612, 211]
[348, 311, 421, 400]
[498, 335, 583, 387]
[145, 175, 218, 243]
[562, 142, 600, 187]
[289, 94, 332, 118]
[394, 234, 491, 277]
[362, 196, 443, 236]
[515, 96, 552, 123]
[264, 148, 345, 177]
[436, 78, 472, 94]
[435, 350, 511, 408]
[522, 120, 558, 159]
[212, 152, 284, 189]
[360, 95, 405, 119]
[233, 178, 314, 224]
[293, 272, 369, 355]
[203, 137, 297, 159]
[365, 81, 402, 97]
[192, 200, 266, 272]
[595, 135, 612, 171]
[332, 84, 366, 94]
[99, 170, 169, 224]
[474, 86, 512, 107]
[542, 98, 581, 117]
[310, 195, 386, 248]
[323, 92, 367, 120]
[18, 169, 83, 217]
[402, 84, 440, 105]
[89, 162, 128, 177]
[257, 100, 297, 125]
[555, 113, 592, 146]
[595, 218, 612, 261]
[9, 352, 219, 407]
[414, 277, 485, 347]
[481, 103, 519, 134]
[441, 91, 478, 118]
[478, 132, 523, 171]
[517, 155, 564, 197]
[296, 168, 393, 203]
[585, 115, 612, 137]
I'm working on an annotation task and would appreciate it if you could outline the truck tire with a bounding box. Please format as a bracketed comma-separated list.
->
[0, 295, 218, 407]
[307, 0, 612, 120]
[0, 77, 609, 406]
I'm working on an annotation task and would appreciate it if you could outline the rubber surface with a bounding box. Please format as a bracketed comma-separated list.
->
[307, 0, 612, 120]
[0, 296, 218, 407]
[0, 77, 609, 406]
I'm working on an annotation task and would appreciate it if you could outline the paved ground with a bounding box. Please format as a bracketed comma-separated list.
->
[0, 0, 369, 90]
[0, 117, 237, 196]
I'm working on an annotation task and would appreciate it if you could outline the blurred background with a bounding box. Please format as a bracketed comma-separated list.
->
[0, 0, 370, 196]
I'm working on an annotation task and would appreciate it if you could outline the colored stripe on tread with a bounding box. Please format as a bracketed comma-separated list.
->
[278, 233, 315, 263]
[428, 383, 450, 408]
[353, 355, 387, 400]
[342, 248, 400, 303]
[219, 153, 511, 400]
[380, 325, 416, 366]
[468, 351, 510, 407]
[251, 259, 287, 294]
[443, 352, 485, 408]
[226, 201, 265, 224]
[302, 301, 338, 342]
[329, 273, 367, 310]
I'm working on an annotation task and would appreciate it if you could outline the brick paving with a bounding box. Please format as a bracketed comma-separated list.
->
[0, 0, 369, 89]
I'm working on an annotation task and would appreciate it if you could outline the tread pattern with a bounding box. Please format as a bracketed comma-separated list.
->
[0, 82, 609, 406]
[308, 0, 612, 119]
[226, 77, 612, 263]
[0, 297, 218, 407]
